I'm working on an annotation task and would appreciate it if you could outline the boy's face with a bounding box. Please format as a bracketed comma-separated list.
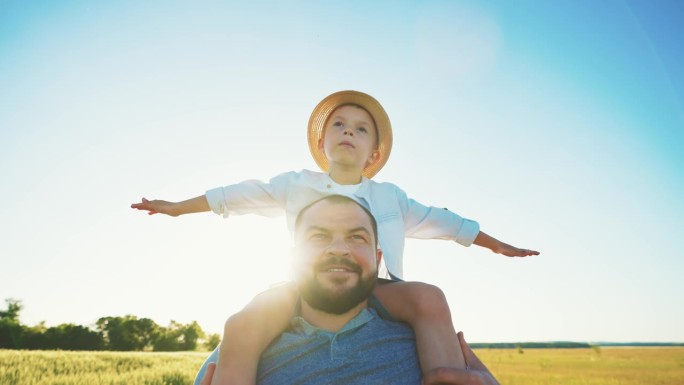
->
[318, 105, 380, 173]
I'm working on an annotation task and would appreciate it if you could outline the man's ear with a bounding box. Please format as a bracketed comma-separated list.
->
[375, 248, 383, 268]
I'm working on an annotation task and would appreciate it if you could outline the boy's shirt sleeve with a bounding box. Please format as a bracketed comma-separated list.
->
[205, 171, 294, 218]
[395, 186, 480, 247]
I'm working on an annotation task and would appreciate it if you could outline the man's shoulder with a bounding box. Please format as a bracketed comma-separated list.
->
[363, 307, 414, 336]
[367, 294, 397, 321]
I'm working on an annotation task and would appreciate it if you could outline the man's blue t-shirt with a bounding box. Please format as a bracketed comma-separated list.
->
[257, 307, 421, 385]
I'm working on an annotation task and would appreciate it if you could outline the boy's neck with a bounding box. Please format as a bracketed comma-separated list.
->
[328, 166, 364, 185]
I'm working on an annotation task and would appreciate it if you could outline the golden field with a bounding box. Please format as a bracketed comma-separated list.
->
[479, 347, 684, 385]
[1, 347, 683, 384]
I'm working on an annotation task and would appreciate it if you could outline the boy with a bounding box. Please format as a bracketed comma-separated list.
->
[132, 90, 538, 384]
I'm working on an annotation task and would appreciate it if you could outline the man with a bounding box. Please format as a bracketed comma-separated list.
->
[197, 195, 499, 385]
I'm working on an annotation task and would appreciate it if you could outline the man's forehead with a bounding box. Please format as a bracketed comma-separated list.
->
[298, 200, 372, 230]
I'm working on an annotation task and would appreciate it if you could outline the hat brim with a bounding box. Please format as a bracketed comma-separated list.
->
[307, 90, 392, 179]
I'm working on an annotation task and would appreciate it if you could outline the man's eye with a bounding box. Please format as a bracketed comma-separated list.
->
[350, 235, 368, 242]
[311, 234, 329, 241]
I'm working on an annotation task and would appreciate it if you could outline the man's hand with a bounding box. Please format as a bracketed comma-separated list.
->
[199, 362, 216, 385]
[422, 332, 500, 385]
[131, 197, 177, 216]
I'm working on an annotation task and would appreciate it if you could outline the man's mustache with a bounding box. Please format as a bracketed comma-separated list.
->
[314, 257, 362, 274]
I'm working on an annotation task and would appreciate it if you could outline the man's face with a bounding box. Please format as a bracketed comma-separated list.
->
[294, 199, 381, 314]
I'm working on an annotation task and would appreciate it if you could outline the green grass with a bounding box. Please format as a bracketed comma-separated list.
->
[2, 347, 683, 384]
[0, 349, 207, 385]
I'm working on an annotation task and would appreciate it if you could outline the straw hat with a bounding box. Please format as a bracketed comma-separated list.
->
[307, 90, 393, 179]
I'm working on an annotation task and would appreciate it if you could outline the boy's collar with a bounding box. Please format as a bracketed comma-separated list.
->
[326, 173, 365, 187]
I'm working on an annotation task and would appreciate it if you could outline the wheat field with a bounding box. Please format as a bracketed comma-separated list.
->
[479, 347, 684, 385]
[1, 347, 683, 384]
[0, 349, 207, 385]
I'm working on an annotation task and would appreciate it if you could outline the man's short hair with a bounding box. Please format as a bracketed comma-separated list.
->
[294, 195, 379, 248]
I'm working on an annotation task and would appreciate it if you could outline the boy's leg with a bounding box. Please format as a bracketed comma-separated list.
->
[373, 281, 466, 374]
[212, 282, 298, 385]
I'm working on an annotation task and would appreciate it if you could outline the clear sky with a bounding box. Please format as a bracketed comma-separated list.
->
[1, 0, 682, 343]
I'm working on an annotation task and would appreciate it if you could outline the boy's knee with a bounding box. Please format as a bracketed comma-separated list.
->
[222, 310, 253, 338]
[409, 282, 451, 318]
[219, 310, 260, 354]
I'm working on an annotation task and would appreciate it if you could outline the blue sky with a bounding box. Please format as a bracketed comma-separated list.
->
[1, 0, 682, 343]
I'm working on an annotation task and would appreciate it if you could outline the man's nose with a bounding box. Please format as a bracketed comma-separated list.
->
[326, 237, 350, 255]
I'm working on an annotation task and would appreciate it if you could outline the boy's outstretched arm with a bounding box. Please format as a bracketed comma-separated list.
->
[473, 231, 539, 257]
[131, 195, 210, 216]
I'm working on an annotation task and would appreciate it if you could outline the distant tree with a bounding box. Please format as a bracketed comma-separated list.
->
[21, 322, 49, 349]
[180, 321, 205, 351]
[204, 333, 221, 351]
[97, 316, 127, 350]
[0, 298, 23, 321]
[153, 320, 206, 351]
[0, 299, 25, 348]
[96, 315, 160, 351]
[43, 324, 104, 350]
[0, 298, 209, 352]
[133, 317, 159, 351]
[0, 318, 24, 348]
[153, 320, 184, 351]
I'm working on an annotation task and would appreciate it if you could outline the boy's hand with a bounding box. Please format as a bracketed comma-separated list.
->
[131, 198, 178, 216]
[473, 232, 540, 257]
[496, 243, 539, 257]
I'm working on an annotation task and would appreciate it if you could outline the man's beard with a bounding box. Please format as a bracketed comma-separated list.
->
[298, 257, 377, 315]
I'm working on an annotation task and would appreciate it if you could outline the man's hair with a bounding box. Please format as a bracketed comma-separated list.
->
[294, 194, 378, 248]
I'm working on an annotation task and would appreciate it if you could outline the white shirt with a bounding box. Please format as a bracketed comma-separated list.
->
[205, 170, 480, 279]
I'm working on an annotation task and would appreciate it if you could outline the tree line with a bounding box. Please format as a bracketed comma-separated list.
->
[0, 299, 221, 351]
